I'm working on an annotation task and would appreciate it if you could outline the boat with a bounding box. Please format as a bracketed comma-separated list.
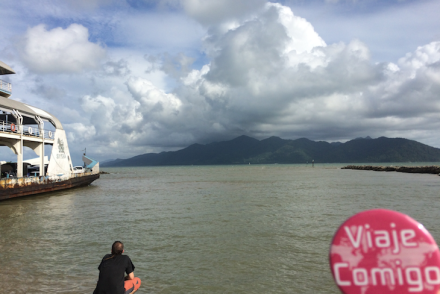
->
[0, 60, 99, 200]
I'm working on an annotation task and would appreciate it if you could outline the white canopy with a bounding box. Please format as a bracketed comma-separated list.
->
[0, 96, 63, 129]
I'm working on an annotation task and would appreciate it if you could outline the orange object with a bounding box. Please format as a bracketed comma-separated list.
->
[10, 123, 16, 132]
[124, 277, 141, 294]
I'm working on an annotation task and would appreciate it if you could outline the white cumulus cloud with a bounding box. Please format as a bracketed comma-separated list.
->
[162, 3, 440, 145]
[19, 24, 106, 74]
[126, 77, 182, 116]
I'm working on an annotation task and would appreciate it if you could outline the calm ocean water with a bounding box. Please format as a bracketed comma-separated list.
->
[1, 164, 440, 294]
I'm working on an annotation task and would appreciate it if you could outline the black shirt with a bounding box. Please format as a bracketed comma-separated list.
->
[93, 254, 135, 294]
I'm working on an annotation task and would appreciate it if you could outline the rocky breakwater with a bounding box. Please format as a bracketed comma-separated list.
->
[341, 165, 440, 175]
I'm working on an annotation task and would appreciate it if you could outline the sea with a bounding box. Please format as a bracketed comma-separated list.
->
[1, 163, 440, 294]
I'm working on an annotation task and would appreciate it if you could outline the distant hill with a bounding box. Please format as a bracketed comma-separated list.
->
[101, 136, 440, 167]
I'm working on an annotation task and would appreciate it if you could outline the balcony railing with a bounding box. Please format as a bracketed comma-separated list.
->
[0, 120, 55, 139]
[0, 79, 12, 95]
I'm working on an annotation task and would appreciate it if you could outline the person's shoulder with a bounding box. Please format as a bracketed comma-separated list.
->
[102, 254, 112, 260]
[111, 254, 130, 260]
[120, 254, 133, 262]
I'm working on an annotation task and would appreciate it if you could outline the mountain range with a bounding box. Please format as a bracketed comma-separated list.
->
[101, 136, 440, 167]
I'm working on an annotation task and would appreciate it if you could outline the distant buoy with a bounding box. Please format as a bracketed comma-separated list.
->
[10, 123, 16, 132]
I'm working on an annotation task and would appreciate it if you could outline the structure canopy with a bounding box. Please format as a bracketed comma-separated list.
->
[0, 61, 15, 75]
[0, 97, 63, 130]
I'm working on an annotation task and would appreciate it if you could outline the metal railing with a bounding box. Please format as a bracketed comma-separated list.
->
[0, 120, 55, 139]
[72, 171, 95, 177]
[0, 79, 12, 93]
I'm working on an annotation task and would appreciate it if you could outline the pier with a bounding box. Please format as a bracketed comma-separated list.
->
[341, 165, 440, 175]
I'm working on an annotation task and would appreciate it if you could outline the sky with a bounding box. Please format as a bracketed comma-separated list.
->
[1, 0, 440, 164]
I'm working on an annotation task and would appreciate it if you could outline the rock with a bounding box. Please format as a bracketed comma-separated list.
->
[342, 165, 440, 175]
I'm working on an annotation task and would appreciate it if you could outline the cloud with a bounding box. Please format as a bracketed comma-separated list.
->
[365, 41, 440, 119]
[162, 2, 440, 145]
[160, 53, 195, 79]
[126, 76, 182, 115]
[19, 24, 106, 74]
[202, 3, 327, 87]
[65, 0, 115, 10]
[182, 0, 267, 26]
[4, 0, 440, 163]
[113, 11, 204, 52]
[86, 3, 376, 150]
[73, 93, 143, 155]
[285, 0, 440, 63]
[31, 82, 67, 100]
[102, 59, 131, 76]
[67, 2, 440, 160]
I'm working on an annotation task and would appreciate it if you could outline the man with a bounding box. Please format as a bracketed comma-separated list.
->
[93, 241, 141, 294]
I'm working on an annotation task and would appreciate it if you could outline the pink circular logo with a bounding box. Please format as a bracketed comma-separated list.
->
[329, 209, 440, 294]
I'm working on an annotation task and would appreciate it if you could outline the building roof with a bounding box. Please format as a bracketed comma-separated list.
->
[0, 61, 15, 75]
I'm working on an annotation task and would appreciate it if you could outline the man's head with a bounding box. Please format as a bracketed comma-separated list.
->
[112, 241, 124, 255]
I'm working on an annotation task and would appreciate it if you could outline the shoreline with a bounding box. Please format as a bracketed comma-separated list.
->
[341, 165, 440, 175]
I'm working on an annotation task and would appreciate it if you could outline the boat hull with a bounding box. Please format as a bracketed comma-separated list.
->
[0, 174, 100, 201]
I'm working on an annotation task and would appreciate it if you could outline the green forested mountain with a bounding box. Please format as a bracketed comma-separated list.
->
[101, 136, 440, 167]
